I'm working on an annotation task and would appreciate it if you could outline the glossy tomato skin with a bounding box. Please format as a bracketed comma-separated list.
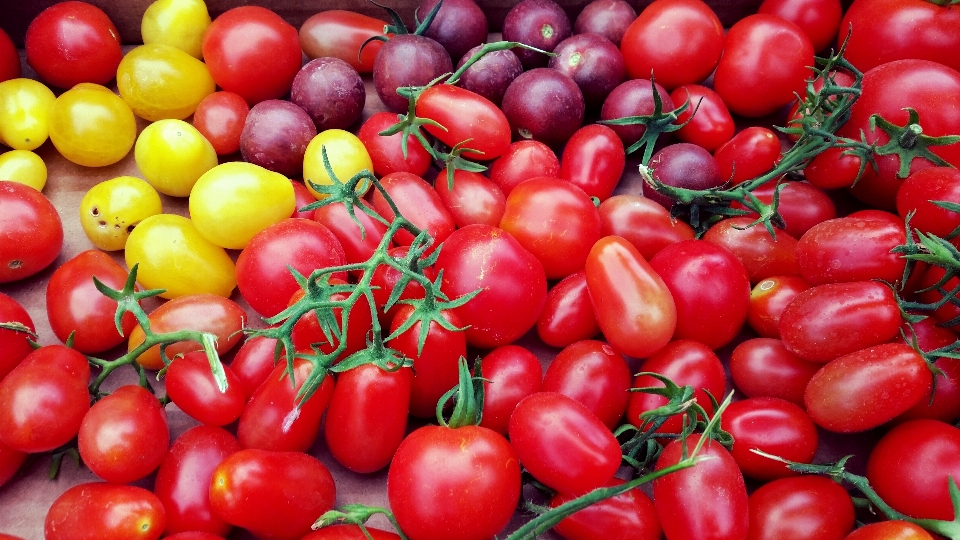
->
[192, 91, 249, 155]
[299, 10, 387, 73]
[670, 84, 734, 152]
[0, 292, 35, 382]
[896, 166, 960, 242]
[313, 199, 389, 267]
[0, 29, 19, 83]
[653, 434, 749, 540]
[477, 345, 543, 436]
[416, 84, 511, 161]
[796, 215, 906, 285]
[747, 476, 854, 540]
[549, 478, 662, 540]
[598, 195, 695, 260]
[895, 317, 960, 423]
[536, 270, 601, 348]
[45, 483, 166, 540]
[301, 525, 401, 540]
[730, 181, 837, 240]
[369, 246, 431, 325]
[153, 425, 240, 536]
[289, 282, 373, 362]
[165, 352, 246, 426]
[722, 397, 819, 481]
[357, 111, 432, 178]
[489, 140, 560, 196]
[843, 521, 934, 540]
[559, 124, 626, 200]
[759, 0, 842, 52]
[0, 439, 26, 489]
[434, 169, 507, 228]
[0, 181, 63, 283]
[371, 172, 457, 250]
[714, 127, 782, 185]
[228, 335, 281, 399]
[746, 275, 812, 338]
[730, 338, 820, 407]
[542, 340, 632, 429]
[209, 448, 336, 540]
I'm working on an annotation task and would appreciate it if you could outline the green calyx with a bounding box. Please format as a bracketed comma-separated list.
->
[871, 107, 960, 179]
[435, 356, 485, 429]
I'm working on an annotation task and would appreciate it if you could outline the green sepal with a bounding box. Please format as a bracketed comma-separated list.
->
[598, 77, 693, 165]
[92, 263, 163, 336]
[435, 356, 484, 428]
[871, 107, 960, 179]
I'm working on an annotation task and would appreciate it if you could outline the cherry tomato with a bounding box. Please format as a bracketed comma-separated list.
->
[301, 526, 401, 540]
[796, 215, 906, 285]
[549, 478, 662, 540]
[229, 335, 282, 399]
[536, 270, 601, 348]
[559, 123, 625, 200]
[489, 140, 560, 196]
[165, 352, 246, 426]
[79, 176, 163, 251]
[0, 439, 26, 489]
[746, 275, 812, 339]
[895, 317, 960, 423]
[477, 345, 543, 436]
[299, 10, 388, 73]
[192, 91, 250, 156]
[135, 118, 218, 198]
[0, 28, 18, 83]
[117, 43, 215, 121]
[45, 483, 166, 540]
[730, 338, 821, 407]
[0, 78, 56, 151]
[670, 84, 734, 152]
[313, 199, 389, 268]
[434, 169, 506, 228]
[843, 521, 934, 540]
[417, 84, 512, 161]
[542, 340, 631, 429]
[303, 129, 374, 200]
[369, 246, 432, 325]
[0, 180, 63, 284]
[730, 181, 837, 240]
[141, 0, 211, 59]
[371, 171, 456, 250]
[713, 127, 782, 185]
[357, 111, 432, 178]
[758, 0, 842, 52]
[48, 83, 137, 168]
[722, 397, 819, 481]
[0, 149, 46, 191]
[598, 195, 695, 260]
[896, 166, 960, 242]
[747, 476, 855, 540]
[0, 292, 34, 382]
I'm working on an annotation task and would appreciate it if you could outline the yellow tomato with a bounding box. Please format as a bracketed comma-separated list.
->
[48, 83, 137, 167]
[0, 150, 47, 191]
[135, 119, 218, 197]
[125, 214, 236, 299]
[189, 161, 295, 249]
[141, 0, 211, 59]
[0, 78, 56, 151]
[117, 43, 215, 121]
[302, 129, 373, 199]
[80, 176, 163, 251]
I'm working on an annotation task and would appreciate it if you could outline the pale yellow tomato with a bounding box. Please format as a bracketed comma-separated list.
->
[189, 161, 295, 249]
[0, 78, 56, 151]
[80, 176, 163, 251]
[125, 213, 236, 299]
[141, 0, 211, 59]
[0, 150, 47, 191]
[117, 43, 215, 121]
[48, 83, 137, 167]
[302, 129, 373, 199]
[135, 118, 218, 197]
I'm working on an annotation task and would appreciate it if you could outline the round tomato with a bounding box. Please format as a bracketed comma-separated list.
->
[722, 397, 819, 481]
[0, 180, 63, 284]
[758, 0, 842, 52]
[165, 352, 246, 426]
[79, 176, 163, 251]
[702, 217, 799, 285]
[370, 171, 456, 250]
[713, 127, 782, 185]
[0, 28, 18, 83]
[303, 129, 374, 200]
[598, 195, 695, 260]
[747, 476, 854, 540]
[489, 139, 560, 196]
[477, 345, 543, 436]
[48, 83, 137, 167]
[141, 0, 211, 59]
[45, 483, 166, 540]
[192, 91, 250, 155]
[0, 78, 56, 151]
[0, 292, 34, 382]
[542, 340, 631, 429]
[357, 111, 432, 178]
[843, 522, 934, 540]
[434, 169, 507, 228]
[0, 149, 46, 191]
[135, 118, 218, 197]
[670, 84, 734, 152]
[746, 275, 812, 339]
[729, 337, 821, 407]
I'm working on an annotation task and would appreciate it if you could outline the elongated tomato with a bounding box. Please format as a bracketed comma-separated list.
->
[416, 84, 511, 160]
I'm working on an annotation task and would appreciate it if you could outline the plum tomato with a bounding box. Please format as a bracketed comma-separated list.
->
[549, 478, 662, 540]
[416, 84, 512, 161]
[795, 215, 906, 285]
[477, 345, 543, 436]
[357, 111, 432, 178]
[598, 194, 695, 260]
[0, 292, 35, 382]
[303, 129, 374, 200]
[729, 338, 820, 407]
[164, 352, 246, 427]
[45, 483, 166, 540]
[299, 10, 387, 73]
[371, 171, 456, 251]
[670, 84, 734, 152]
[0, 28, 19, 83]
[541, 340, 631, 429]
[747, 476, 855, 540]
[536, 270, 601, 349]
[714, 127, 782, 185]
[135, 119, 218, 197]
[117, 43, 215, 121]
[721, 397, 819, 481]
[48, 83, 137, 168]
[141, 0, 211, 59]
[560, 123, 626, 200]
[758, 0, 842, 53]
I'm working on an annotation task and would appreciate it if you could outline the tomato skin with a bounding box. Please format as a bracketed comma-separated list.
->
[45, 483, 166, 540]
[165, 352, 246, 427]
[301, 525, 401, 540]
[747, 476, 854, 540]
[759, 0, 842, 52]
[228, 335, 281, 399]
[895, 317, 960, 423]
[417, 84, 512, 161]
[585, 236, 676, 358]
[805, 343, 932, 433]
[746, 275, 812, 339]
[0, 181, 63, 284]
[192, 91, 249, 156]
[843, 521, 934, 540]
[713, 127, 782, 185]
[542, 340, 631, 429]
[559, 124, 626, 200]
[357, 111, 432, 178]
[0, 292, 35, 382]
[0, 29, 19, 83]
[289, 281, 373, 362]
[670, 84, 734, 152]
[312, 199, 389, 267]
[117, 43, 215, 121]
[730, 181, 837, 240]
[598, 195, 695, 261]
[0, 345, 90, 453]
[434, 169, 507, 228]
[477, 345, 543, 436]
[371, 172, 457, 250]
[722, 397, 819, 481]
[730, 338, 820, 407]
[0, 439, 27, 489]
[153, 425, 240, 536]
[796, 215, 906, 285]
[509, 392, 621, 496]
[299, 10, 387, 73]
[536, 270, 601, 348]
[653, 434, 749, 540]
[209, 448, 337, 540]
[489, 140, 560, 196]
[549, 478, 662, 540]
[896, 166, 960, 242]
[370, 246, 432, 325]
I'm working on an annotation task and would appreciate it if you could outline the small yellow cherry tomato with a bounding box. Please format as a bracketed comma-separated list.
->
[303, 129, 373, 200]
[80, 176, 163, 251]
[141, 0, 211, 59]
[0, 78, 56, 151]
[125, 213, 236, 299]
[135, 118, 218, 197]
[0, 150, 47, 191]
[189, 161, 295, 249]
[48, 83, 137, 167]
[117, 43, 216, 121]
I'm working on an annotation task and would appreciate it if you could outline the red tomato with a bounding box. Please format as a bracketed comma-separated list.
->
[228, 334, 281, 399]
[45, 483, 166, 540]
[434, 169, 507, 228]
[312, 199, 389, 267]
[559, 124, 626, 200]
[917, 265, 960, 331]
[0, 439, 26, 489]
[0, 181, 64, 284]
[549, 478, 662, 540]
[288, 281, 373, 363]
[598, 195, 695, 260]
[488, 140, 560, 196]
[369, 246, 431, 325]
[289, 179, 316, 218]
[804, 146, 863, 190]
[477, 345, 543, 436]
[301, 525, 400, 540]
[416, 84, 512, 161]
[165, 352, 246, 426]
[536, 270, 601, 348]
[796, 215, 906, 285]
[730, 338, 820, 407]
[896, 166, 960, 242]
[702, 217, 799, 285]
[357, 111, 432, 177]
[371, 171, 456, 250]
[0, 292, 35, 382]
[713, 127, 782, 185]
[722, 397, 819, 481]
[758, 0, 842, 52]
[542, 340, 631, 429]
[747, 476, 855, 540]
[729, 181, 837, 240]
[192, 91, 250, 155]
[895, 317, 960, 423]
[299, 10, 387, 73]
[670, 84, 734, 152]
[843, 521, 934, 540]
[746, 275, 812, 338]
[0, 28, 19, 83]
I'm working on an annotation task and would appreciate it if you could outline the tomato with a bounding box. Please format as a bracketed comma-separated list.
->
[0, 28, 18, 83]
[79, 176, 163, 251]
[489, 140, 561, 196]
[747, 476, 855, 540]
[434, 169, 506, 228]
[730, 181, 837, 240]
[477, 345, 542, 436]
[48, 83, 137, 167]
[653, 434, 749, 540]
[229, 335, 282, 399]
[324, 363, 412, 473]
[600, 78, 674, 148]
[746, 275, 812, 339]
[510, 391, 621, 495]
[722, 397, 819, 481]
[598, 195, 696, 260]
[536, 270, 601, 348]
[843, 521, 934, 540]
[917, 265, 960, 331]
[288, 279, 374, 363]
[202, 6, 301, 104]
[135, 118, 218, 197]
[299, 10, 388, 73]
[713, 14, 814, 118]
[165, 352, 246, 426]
[303, 129, 374, 200]
[45, 483, 166, 540]
[804, 146, 863, 190]
[25, 1, 122, 89]
[805, 343, 932, 432]
[357, 111, 432, 178]
[416, 84, 512, 161]
[670, 84, 734, 152]
[369, 246, 432, 325]
[796, 215, 906, 285]
[895, 317, 960, 423]
[313, 199, 389, 267]
[301, 526, 401, 540]
[619, 0, 724, 89]
[141, 0, 211, 59]
[0, 292, 34, 382]
[45, 250, 137, 354]
[549, 478, 662, 540]
[192, 91, 249, 155]
[371, 171, 456, 250]
[117, 43, 215, 121]
[559, 124, 625, 200]
[0, 78, 56, 151]
[730, 338, 821, 407]
[153, 425, 240, 537]
[0, 149, 47, 190]
[896, 166, 960, 242]
[758, 0, 842, 52]
[713, 127, 782, 185]
[209, 448, 337, 540]
[0, 181, 63, 283]
[542, 340, 631, 429]
[0, 439, 26, 489]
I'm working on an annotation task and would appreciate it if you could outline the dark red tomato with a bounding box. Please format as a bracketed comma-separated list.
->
[542, 340, 631, 429]
[805, 343, 931, 432]
[388, 305, 466, 418]
[713, 14, 814, 118]
[434, 224, 548, 348]
[388, 423, 520, 540]
[78, 385, 169, 484]
[895, 317, 960, 423]
[357, 111, 432, 178]
[209, 448, 336, 540]
[713, 127, 782, 185]
[416, 84, 512, 161]
[585, 236, 676, 358]
[867, 419, 960, 521]
[324, 363, 411, 473]
[896, 166, 960, 242]
[0, 345, 90, 453]
[477, 345, 542, 436]
[153, 425, 240, 536]
[301, 525, 401, 540]
[0, 439, 26, 489]
[371, 171, 457, 250]
[730, 181, 837, 240]
[45, 250, 136, 354]
[653, 434, 749, 540]
[289, 281, 374, 362]
[236, 358, 335, 452]
[24, 1, 122, 89]
[0, 181, 63, 284]
[670, 84, 734, 152]
[192, 91, 250, 155]
[627, 340, 726, 434]
[434, 169, 506, 228]
[758, 0, 842, 52]
[598, 195, 695, 260]
[649, 240, 751, 349]
[619, 0, 723, 89]
[165, 352, 246, 426]
[488, 140, 560, 196]
[730, 338, 820, 406]
[229, 335, 281, 399]
[536, 270, 601, 348]
[499, 177, 601, 279]
[746, 275, 812, 338]
[236, 218, 347, 317]
[559, 124, 625, 200]
[45, 483, 166, 540]
[0, 292, 35, 382]
[369, 246, 431, 325]
[202, 6, 301, 104]
[796, 215, 906, 285]
[549, 478, 662, 540]
[722, 397, 819, 481]
[509, 391, 621, 495]
[747, 476, 855, 540]
[0, 28, 19, 83]
[299, 10, 387, 73]
[312, 199, 389, 267]
[843, 521, 934, 540]
[714, 212, 792, 270]
[804, 146, 862, 190]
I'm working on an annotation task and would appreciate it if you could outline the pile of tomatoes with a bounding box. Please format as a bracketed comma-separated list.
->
[2, 0, 960, 539]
